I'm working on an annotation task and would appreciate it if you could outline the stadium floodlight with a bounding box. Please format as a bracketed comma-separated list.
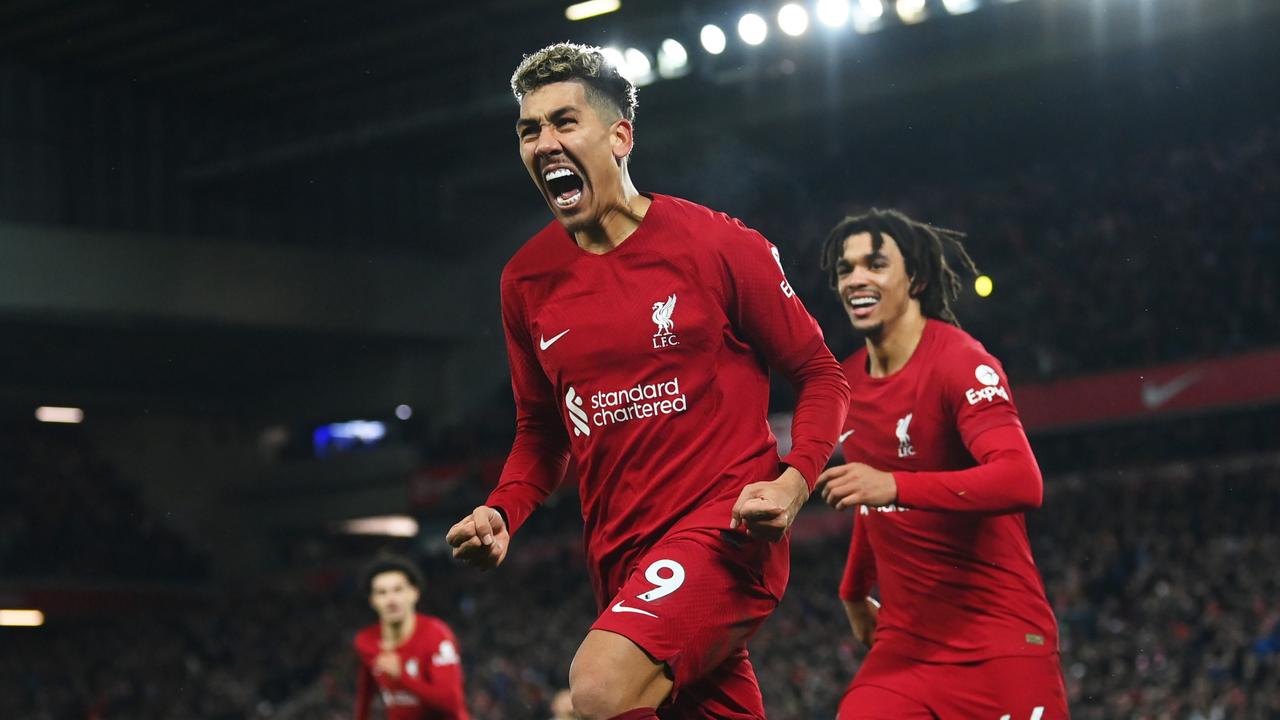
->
[941, 0, 980, 14]
[738, 13, 768, 45]
[624, 47, 655, 85]
[657, 38, 689, 78]
[0, 609, 44, 627]
[859, 0, 885, 20]
[896, 0, 927, 24]
[340, 515, 420, 537]
[778, 3, 810, 36]
[564, 0, 621, 21]
[816, 0, 851, 28]
[601, 46, 627, 73]
[35, 406, 83, 424]
[700, 24, 727, 54]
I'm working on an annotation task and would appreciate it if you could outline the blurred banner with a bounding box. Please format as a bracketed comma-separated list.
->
[1016, 348, 1280, 432]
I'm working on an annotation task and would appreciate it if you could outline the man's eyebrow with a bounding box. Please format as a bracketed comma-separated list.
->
[516, 105, 579, 131]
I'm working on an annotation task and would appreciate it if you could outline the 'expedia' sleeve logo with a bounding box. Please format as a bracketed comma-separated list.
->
[965, 364, 1010, 405]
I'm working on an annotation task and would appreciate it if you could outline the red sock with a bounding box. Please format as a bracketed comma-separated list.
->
[607, 710, 659, 720]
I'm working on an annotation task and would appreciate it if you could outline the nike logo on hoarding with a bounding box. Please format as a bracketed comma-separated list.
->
[610, 600, 657, 618]
[1141, 371, 1201, 409]
[539, 329, 570, 351]
[839, 429, 855, 443]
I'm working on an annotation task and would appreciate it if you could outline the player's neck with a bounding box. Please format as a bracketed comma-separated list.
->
[865, 308, 927, 378]
[573, 174, 650, 255]
[380, 612, 416, 646]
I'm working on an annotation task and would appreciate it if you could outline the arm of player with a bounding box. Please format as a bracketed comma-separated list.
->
[893, 424, 1043, 512]
[447, 278, 570, 567]
[354, 661, 374, 720]
[724, 230, 851, 539]
[839, 514, 879, 647]
[385, 658, 466, 715]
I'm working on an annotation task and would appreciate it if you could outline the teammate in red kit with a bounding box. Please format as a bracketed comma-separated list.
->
[444, 43, 849, 720]
[815, 209, 1069, 719]
[353, 556, 469, 720]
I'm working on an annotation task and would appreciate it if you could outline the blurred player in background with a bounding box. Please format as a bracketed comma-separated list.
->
[354, 555, 469, 720]
[815, 209, 1069, 719]
[445, 42, 849, 720]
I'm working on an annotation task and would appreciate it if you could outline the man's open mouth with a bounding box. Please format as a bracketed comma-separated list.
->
[846, 292, 880, 319]
[544, 167, 585, 208]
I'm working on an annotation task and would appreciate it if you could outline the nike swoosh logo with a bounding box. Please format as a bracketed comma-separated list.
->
[610, 600, 657, 618]
[1141, 370, 1202, 409]
[838, 429, 855, 443]
[539, 329, 570, 351]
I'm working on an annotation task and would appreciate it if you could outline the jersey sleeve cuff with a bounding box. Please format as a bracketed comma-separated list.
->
[780, 452, 822, 492]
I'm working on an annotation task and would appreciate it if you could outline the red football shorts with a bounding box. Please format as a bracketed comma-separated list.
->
[590, 527, 782, 720]
[838, 647, 1069, 719]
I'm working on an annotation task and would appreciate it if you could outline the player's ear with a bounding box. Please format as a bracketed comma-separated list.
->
[909, 276, 928, 297]
[610, 118, 634, 162]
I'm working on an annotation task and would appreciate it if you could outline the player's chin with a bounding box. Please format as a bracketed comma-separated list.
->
[851, 316, 884, 336]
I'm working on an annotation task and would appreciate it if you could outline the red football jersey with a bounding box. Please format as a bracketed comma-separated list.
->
[354, 614, 469, 720]
[487, 193, 849, 603]
[838, 320, 1059, 662]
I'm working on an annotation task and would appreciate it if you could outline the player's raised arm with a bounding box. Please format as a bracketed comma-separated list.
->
[724, 230, 850, 539]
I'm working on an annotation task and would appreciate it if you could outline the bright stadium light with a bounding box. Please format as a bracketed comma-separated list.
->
[700, 24, 727, 54]
[942, 0, 980, 14]
[657, 38, 689, 77]
[564, 0, 621, 21]
[738, 13, 768, 45]
[0, 609, 44, 627]
[859, 0, 885, 20]
[624, 47, 655, 85]
[778, 3, 810, 36]
[816, 0, 851, 28]
[975, 275, 994, 297]
[896, 0, 927, 24]
[601, 46, 627, 73]
[340, 515, 420, 537]
[35, 406, 83, 424]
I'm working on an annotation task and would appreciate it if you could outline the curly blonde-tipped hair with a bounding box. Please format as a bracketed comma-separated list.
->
[511, 42, 637, 122]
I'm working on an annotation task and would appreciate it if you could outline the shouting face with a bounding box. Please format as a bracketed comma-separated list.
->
[516, 80, 633, 235]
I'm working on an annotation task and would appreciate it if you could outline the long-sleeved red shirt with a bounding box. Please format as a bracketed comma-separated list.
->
[488, 193, 849, 604]
[838, 319, 1059, 662]
[354, 614, 468, 720]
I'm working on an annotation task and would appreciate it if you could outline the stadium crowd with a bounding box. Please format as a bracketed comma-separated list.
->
[758, 116, 1280, 383]
[0, 428, 207, 581]
[5, 451, 1278, 719]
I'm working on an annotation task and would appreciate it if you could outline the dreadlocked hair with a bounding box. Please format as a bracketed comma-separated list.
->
[819, 208, 980, 326]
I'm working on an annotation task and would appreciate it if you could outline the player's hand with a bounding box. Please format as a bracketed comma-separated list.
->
[730, 467, 810, 542]
[374, 651, 402, 678]
[844, 596, 880, 647]
[445, 505, 510, 569]
[816, 463, 898, 510]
